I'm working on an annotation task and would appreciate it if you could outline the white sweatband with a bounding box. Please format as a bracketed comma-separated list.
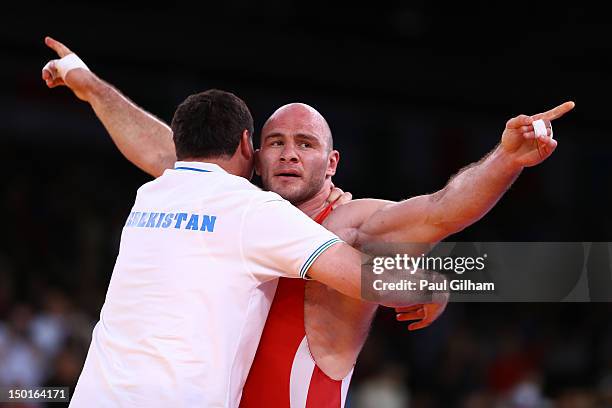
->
[549, 123, 554, 140]
[532, 119, 552, 139]
[43, 53, 90, 81]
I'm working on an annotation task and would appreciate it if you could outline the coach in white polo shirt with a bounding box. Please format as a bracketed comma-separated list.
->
[68, 90, 437, 408]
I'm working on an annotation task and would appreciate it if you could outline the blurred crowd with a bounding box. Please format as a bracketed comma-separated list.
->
[348, 302, 612, 407]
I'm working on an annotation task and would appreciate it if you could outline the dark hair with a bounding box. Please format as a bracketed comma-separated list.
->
[171, 89, 254, 160]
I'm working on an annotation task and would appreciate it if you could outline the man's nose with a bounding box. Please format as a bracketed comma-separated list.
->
[280, 145, 299, 163]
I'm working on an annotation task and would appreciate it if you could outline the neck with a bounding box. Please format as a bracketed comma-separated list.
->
[295, 178, 334, 218]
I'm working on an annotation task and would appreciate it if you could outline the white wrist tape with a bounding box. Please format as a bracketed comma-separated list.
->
[532, 119, 553, 140]
[42, 53, 90, 81]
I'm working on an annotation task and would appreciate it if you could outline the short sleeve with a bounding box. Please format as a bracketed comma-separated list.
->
[241, 195, 342, 282]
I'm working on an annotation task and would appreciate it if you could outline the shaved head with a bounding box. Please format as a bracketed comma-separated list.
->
[256, 102, 339, 205]
[262, 103, 333, 151]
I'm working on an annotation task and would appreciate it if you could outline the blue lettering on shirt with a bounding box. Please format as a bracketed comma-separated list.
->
[136, 212, 149, 227]
[132, 212, 142, 227]
[125, 212, 138, 227]
[185, 214, 199, 230]
[161, 213, 174, 228]
[125, 211, 216, 233]
[200, 215, 217, 232]
[145, 213, 159, 228]
[155, 213, 166, 228]
[174, 213, 188, 229]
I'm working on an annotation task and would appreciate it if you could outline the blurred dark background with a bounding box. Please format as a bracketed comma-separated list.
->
[1, 2, 611, 407]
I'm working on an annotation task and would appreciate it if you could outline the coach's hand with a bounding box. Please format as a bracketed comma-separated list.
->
[395, 290, 449, 331]
[42, 36, 96, 102]
[500, 101, 575, 168]
[326, 184, 352, 209]
[313, 185, 352, 224]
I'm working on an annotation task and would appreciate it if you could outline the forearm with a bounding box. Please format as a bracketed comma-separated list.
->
[309, 243, 446, 308]
[353, 145, 522, 244]
[83, 74, 176, 177]
[430, 144, 522, 234]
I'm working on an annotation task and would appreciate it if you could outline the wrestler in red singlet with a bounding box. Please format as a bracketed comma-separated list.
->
[241, 203, 350, 408]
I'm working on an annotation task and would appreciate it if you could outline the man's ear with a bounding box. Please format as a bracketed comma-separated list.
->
[254, 149, 261, 176]
[239, 129, 253, 160]
[326, 150, 339, 177]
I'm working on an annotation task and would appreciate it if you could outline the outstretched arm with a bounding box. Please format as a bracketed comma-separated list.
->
[324, 102, 574, 329]
[350, 102, 575, 245]
[41, 36, 175, 177]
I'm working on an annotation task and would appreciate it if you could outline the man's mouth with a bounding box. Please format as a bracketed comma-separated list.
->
[276, 173, 301, 178]
[274, 169, 302, 179]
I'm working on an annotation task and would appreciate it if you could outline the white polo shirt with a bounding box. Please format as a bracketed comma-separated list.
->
[70, 161, 341, 408]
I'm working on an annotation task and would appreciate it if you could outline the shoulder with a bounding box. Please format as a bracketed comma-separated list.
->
[246, 188, 287, 205]
[244, 191, 300, 221]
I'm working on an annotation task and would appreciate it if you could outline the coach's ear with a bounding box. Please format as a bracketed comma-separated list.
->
[254, 149, 261, 176]
[239, 129, 254, 161]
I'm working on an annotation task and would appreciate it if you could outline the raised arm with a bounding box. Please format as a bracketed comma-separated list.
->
[41, 36, 175, 177]
[349, 102, 575, 245]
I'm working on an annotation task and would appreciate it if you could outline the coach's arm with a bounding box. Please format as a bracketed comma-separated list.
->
[42, 37, 175, 177]
[305, 241, 448, 309]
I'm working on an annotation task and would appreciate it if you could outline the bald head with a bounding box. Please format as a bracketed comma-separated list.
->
[256, 102, 339, 205]
[261, 103, 333, 151]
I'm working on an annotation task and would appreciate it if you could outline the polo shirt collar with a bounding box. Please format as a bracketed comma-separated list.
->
[174, 161, 227, 174]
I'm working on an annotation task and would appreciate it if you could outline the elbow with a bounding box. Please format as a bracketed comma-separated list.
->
[143, 150, 176, 178]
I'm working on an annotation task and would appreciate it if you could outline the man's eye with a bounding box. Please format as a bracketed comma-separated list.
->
[270, 140, 283, 146]
[299, 143, 311, 148]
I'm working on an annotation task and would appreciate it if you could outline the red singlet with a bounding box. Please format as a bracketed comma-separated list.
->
[240, 204, 352, 407]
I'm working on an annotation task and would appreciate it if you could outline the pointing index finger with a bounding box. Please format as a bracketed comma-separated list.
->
[532, 101, 575, 122]
[44, 36, 73, 58]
